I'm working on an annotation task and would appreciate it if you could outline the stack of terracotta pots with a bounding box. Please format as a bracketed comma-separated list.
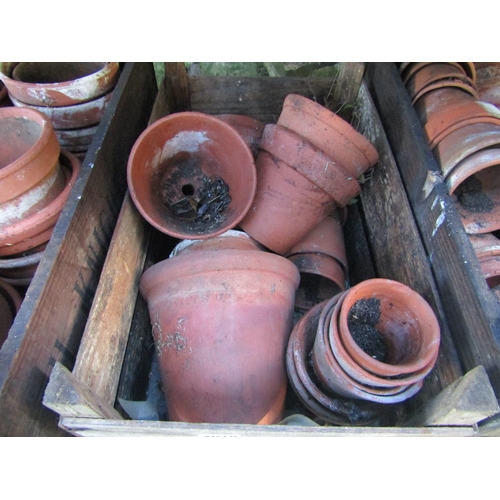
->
[286, 279, 441, 423]
[0, 62, 120, 160]
[0, 106, 81, 290]
[400, 62, 500, 236]
[127, 96, 381, 425]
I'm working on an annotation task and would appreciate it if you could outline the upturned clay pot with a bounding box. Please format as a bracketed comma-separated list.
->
[259, 124, 361, 207]
[215, 114, 265, 158]
[277, 94, 379, 179]
[238, 151, 337, 255]
[476, 65, 500, 109]
[433, 121, 500, 178]
[0, 62, 120, 107]
[140, 245, 300, 424]
[337, 279, 440, 378]
[286, 298, 382, 425]
[447, 149, 500, 234]
[0, 150, 81, 256]
[127, 111, 257, 240]
[0, 277, 22, 348]
[0, 106, 60, 204]
[9, 89, 113, 130]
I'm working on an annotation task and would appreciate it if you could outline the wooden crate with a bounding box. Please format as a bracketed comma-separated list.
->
[41, 62, 500, 436]
[0, 63, 158, 436]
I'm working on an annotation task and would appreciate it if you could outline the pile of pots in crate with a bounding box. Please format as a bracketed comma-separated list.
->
[0, 105, 81, 334]
[0, 62, 120, 160]
[127, 94, 441, 426]
[400, 62, 500, 301]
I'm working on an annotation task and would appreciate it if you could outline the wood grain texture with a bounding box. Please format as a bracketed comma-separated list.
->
[365, 62, 500, 398]
[0, 63, 157, 436]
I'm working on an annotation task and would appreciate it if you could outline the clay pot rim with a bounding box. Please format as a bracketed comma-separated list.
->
[315, 295, 423, 398]
[338, 278, 441, 377]
[0, 62, 120, 107]
[9, 89, 113, 130]
[127, 111, 257, 241]
[469, 233, 500, 259]
[281, 94, 379, 167]
[0, 248, 43, 269]
[0, 226, 54, 258]
[0, 107, 59, 180]
[411, 79, 479, 106]
[328, 292, 438, 388]
[0, 149, 81, 248]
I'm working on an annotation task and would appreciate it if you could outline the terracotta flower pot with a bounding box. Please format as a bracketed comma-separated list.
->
[288, 253, 346, 313]
[215, 114, 265, 158]
[0, 150, 81, 256]
[337, 279, 440, 378]
[447, 149, 500, 234]
[469, 233, 500, 293]
[140, 244, 300, 424]
[259, 124, 361, 207]
[238, 151, 337, 255]
[0, 106, 60, 204]
[433, 122, 500, 178]
[0, 277, 23, 349]
[405, 62, 477, 103]
[401, 62, 474, 86]
[277, 94, 379, 179]
[55, 124, 98, 149]
[0, 161, 67, 227]
[0, 62, 120, 107]
[476, 65, 500, 109]
[127, 111, 257, 240]
[286, 298, 382, 425]
[312, 294, 424, 402]
[9, 89, 113, 130]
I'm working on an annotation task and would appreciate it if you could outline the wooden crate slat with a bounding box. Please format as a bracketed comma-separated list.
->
[0, 62, 157, 437]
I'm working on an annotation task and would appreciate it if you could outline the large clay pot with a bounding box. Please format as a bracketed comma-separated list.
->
[337, 279, 440, 378]
[259, 124, 361, 207]
[0, 62, 119, 107]
[286, 298, 382, 425]
[277, 94, 379, 179]
[10, 90, 113, 130]
[0, 106, 60, 204]
[0, 277, 22, 349]
[447, 149, 500, 234]
[0, 150, 81, 256]
[238, 151, 336, 255]
[140, 244, 300, 424]
[127, 111, 257, 240]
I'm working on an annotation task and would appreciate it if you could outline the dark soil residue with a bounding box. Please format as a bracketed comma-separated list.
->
[455, 175, 494, 214]
[347, 298, 388, 362]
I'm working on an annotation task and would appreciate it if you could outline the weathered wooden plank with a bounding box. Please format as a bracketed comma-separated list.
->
[163, 62, 191, 113]
[0, 63, 157, 436]
[189, 76, 345, 123]
[58, 417, 476, 437]
[365, 62, 500, 398]
[72, 192, 150, 405]
[355, 82, 463, 410]
[43, 362, 123, 419]
[403, 365, 500, 426]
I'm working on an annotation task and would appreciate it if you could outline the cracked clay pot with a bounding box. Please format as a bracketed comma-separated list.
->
[140, 241, 300, 424]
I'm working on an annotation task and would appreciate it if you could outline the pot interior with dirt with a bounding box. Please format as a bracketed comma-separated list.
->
[127, 112, 257, 239]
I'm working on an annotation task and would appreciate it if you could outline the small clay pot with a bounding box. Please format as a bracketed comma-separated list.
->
[337, 279, 441, 378]
[286, 298, 382, 425]
[238, 151, 337, 255]
[9, 89, 113, 130]
[0, 150, 81, 256]
[0, 277, 23, 349]
[0, 106, 60, 204]
[259, 124, 361, 207]
[215, 114, 265, 158]
[277, 94, 379, 179]
[127, 111, 257, 240]
[140, 245, 300, 424]
[0, 62, 120, 107]
[447, 149, 500, 234]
